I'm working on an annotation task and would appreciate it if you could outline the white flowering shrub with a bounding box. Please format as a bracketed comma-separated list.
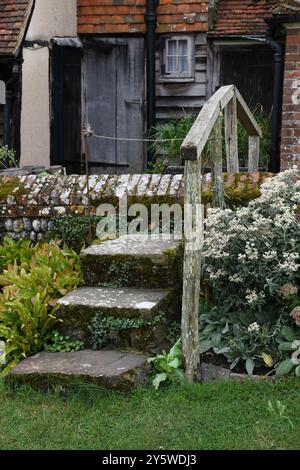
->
[201, 169, 300, 376]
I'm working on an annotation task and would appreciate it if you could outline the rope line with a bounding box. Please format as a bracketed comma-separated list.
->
[82, 131, 223, 144]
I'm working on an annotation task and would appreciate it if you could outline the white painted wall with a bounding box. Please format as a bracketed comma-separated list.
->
[26, 0, 77, 41]
[20, 0, 77, 167]
[21, 48, 50, 166]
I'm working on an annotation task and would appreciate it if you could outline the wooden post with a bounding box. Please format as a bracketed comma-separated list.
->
[225, 96, 239, 173]
[181, 159, 202, 382]
[211, 114, 225, 208]
[248, 135, 260, 172]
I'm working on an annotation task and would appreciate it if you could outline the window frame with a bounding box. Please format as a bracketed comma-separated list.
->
[160, 35, 194, 82]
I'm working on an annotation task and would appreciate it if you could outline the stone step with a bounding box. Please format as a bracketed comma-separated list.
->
[80, 235, 183, 288]
[57, 286, 173, 351]
[7, 350, 150, 391]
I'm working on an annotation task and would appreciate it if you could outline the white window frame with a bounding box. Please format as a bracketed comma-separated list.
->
[160, 35, 194, 82]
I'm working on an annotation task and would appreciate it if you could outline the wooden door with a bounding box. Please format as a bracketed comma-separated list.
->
[84, 38, 145, 174]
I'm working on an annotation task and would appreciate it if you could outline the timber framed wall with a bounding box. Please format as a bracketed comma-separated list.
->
[78, 1, 210, 120]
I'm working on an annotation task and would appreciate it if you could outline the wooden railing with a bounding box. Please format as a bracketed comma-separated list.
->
[180, 85, 262, 381]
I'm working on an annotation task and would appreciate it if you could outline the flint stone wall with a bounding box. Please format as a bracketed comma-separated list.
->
[0, 172, 273, 240]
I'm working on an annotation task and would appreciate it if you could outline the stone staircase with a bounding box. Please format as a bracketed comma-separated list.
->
[9, 235, 182, 390]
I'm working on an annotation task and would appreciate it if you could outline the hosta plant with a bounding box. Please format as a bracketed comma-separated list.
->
[276, 326, 300, 377]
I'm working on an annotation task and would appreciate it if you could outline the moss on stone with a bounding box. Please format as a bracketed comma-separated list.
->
[202, 173, 262, 208]
[81, 250, 183, 289]
[0, 177, 26, 202]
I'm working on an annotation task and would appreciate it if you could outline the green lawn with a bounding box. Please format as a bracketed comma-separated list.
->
[0, 378, 299, 450]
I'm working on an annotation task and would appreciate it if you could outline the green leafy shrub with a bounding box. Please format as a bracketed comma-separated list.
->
[0, 292, 59, 374]
[149, 105, 270, 171]
[0, 146, 18, 169]
[0, 240, 82, 373]
[148, 339, 185, 389]
[0, 237, 34, 272]
[149, 115, 195, 166]
[48, 216, 104, 252]
[44, 331, 84, 353]
[202, 169, 300, 375]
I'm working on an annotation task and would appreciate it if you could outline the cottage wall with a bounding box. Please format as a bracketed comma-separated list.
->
[78, 1, 209, 121]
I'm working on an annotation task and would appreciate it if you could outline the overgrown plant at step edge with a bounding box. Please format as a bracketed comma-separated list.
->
[148, 339, 185, 389]
[0, 239, 82, 374]
[201, 169, 300, 376]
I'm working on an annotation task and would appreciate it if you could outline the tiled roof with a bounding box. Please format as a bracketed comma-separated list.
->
[0, 0, 33, 57]
[210, 0, 276, 37]
[77, 1, 209, 35]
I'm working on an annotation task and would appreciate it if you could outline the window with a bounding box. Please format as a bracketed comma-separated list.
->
[161, 36, 194, 81]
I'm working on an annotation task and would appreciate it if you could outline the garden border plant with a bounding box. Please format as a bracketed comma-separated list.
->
[201, 169, 300, 377]
[0, 238, 82, 374]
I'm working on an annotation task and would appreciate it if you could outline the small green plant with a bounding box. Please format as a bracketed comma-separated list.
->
[0, 146, 18, 169]
[148, 339, 185, 389]
[88, 311, 166, 350]
[44, 331, 84, 353]
[267, 400, 294, 429]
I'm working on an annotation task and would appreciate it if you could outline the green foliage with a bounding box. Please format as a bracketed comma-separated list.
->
[236, 105, 271, 169]
[148, 339, 185, 389]
[148, 105, 271, 171]
[0, 237, 34, 272]
[276, 327, 300, 378]
[48, 216, 105, 252]
[44, 331, 84, 353]
[0, 239, 82, 373]
[165, 320, 181, 345]
[88, 311, 166, 350]
[0, 146, 18, 169]
[149, 115, 195, 164]
[0, 292, 59, 374]
[199, 303, 290, 375]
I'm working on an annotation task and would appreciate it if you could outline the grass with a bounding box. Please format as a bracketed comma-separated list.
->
[0, 378, 299, 450]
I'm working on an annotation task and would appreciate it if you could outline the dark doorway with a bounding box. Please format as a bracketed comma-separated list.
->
[51, 46, 82, 174]
[220, 45, 274, 114]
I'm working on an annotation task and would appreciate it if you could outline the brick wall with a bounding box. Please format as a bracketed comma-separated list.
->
[77, 1, 209, 35]
[281, 26, 300, 170]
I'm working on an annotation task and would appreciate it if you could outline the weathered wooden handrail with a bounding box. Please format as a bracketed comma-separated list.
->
[180, 85, 262, 381]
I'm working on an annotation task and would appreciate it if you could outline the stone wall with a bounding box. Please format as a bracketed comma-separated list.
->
[0, 172, 273, 240]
